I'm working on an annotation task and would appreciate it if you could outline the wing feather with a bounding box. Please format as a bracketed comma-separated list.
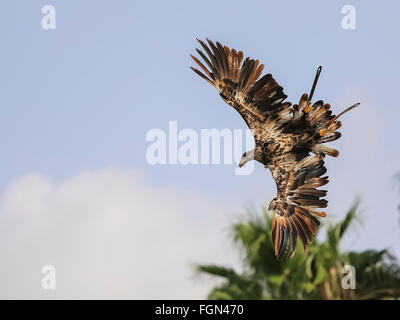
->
[268, 154, 328, 259]
[190, 39, 292, 138]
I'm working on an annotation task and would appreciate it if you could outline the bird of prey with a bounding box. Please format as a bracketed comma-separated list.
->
[190, 38, 359, 259]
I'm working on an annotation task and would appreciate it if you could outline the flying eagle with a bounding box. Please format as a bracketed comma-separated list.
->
[190, 38, 359, 259]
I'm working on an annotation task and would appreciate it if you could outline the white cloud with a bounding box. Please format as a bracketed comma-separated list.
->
[0, 168, 238, 299]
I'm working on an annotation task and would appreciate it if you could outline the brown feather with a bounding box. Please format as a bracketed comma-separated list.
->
[190, 39, 359, 259]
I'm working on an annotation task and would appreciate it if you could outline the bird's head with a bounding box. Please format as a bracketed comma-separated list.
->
[239, 149, 255, 168]
[269, 197, 278, 211]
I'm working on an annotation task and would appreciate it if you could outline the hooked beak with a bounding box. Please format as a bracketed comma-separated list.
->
[239, 159, 246, 168]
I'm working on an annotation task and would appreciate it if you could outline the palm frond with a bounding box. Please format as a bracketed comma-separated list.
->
[194, 201, 400, 300]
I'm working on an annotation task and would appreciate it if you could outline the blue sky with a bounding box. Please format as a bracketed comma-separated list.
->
[0, 0, 399, 298]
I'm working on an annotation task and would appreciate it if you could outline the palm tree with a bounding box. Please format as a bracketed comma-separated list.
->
[195, 203, 400, 299]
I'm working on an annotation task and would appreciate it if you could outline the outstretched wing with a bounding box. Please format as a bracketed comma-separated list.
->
[190, 38, 292, 141]
[268, 154, 328, 259]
